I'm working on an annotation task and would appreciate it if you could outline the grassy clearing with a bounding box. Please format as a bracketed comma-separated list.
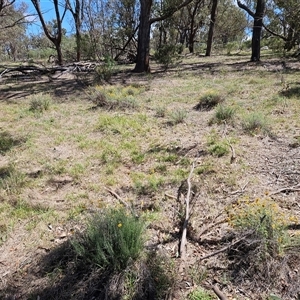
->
[1, 54, 300, 299]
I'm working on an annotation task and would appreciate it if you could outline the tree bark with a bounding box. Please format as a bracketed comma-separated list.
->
[133, 0, 152, 73]
[206, 0, 218, 56]
[133, 0, 195, 73]
[237, 0, 266, 62]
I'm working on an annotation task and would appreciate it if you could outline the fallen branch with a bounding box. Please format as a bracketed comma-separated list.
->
[179, 161, 195, 260]
[270, 184, 300, 196]
[104, 187, 129, 208]
[211, 284, 228, 300]
[199, 231, 254, 261]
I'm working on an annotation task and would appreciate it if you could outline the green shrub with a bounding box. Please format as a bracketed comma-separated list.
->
[210, 104, 236, 124]
[188, 288, 215, 300]
[206, 132, 229, 157]
[241, 112, 270, 135]
[228, 197, 296, 256]
[29, 93, 52, 113]
[0, 131, 22, 154]
[194, 91, 224, 111]
[153, 44, 181, 68]
[169, 109, 187, 125]
[95, 55, 116, 81]
[72, 208, 145, 271]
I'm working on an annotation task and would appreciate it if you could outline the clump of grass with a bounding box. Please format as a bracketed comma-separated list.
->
[29, 93, 52, 113]
[155, 106, 167, 117]
[132, 173, 164, 196]
[95, 55, 116, 82]
[241, 112, 270, 135]
[194, 90, 224, 111]
[169, 109, 187, 125]
[87, 86, 138, 110]
[0, 165, 27, 195]
[206, 132, 229, 157]
[188, 288, 215, 300]
[0, 131, 23, 154]
[209, 104, 236, 124]
[72, 208, 145, 271]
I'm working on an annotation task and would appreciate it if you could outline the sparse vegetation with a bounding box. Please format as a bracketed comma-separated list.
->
[1, 55, 300, 300]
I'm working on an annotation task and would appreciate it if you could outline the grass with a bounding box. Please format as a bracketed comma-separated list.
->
[72, 208, 145, 271]
[1, 54, 300, 299]
[241, 112, 271, 135]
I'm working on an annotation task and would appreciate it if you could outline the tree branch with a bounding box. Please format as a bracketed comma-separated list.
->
[236, 0, 255, 18]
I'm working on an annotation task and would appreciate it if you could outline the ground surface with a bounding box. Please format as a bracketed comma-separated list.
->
[0, 53, 300, 300]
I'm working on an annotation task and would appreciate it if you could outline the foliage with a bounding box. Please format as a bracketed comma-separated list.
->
[0, 131, 23, 154]
[169, 109, 187, 125]
[72, 208, 145, 271]
[228, 197, 297, 255]
[29, 93, 52, 114]
[209, 104, 236, 124]
[188, 287, 215, 300]
[206, 132, 229, 157]
[88, 85, 140, 110]
[241, 112, 270, 135]
[153, 44, 181, 68]
[194, 91, 224, 111]
[95, 55, 116, 81]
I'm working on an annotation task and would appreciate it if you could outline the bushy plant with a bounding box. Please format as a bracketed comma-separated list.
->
[227, 197, 297, 255]
[72, 208, 145, 271]
[194, 91, 224, 111]
[95, 55, 116, 81]
[210, 104, 236, 124]
[153, 44, 181, 68]
[206, 132, 229, 157]
[188, 288, 215, 300]
[29, 93, 52, 113]
[169, 109, 187, 125]
[241, 112, 270, 135]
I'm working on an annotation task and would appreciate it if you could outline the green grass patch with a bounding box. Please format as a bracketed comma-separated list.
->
[72, 208, 145, 271]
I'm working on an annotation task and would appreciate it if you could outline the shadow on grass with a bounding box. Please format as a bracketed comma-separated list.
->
[1, 239, 174, 300]
[280, 83, 300, 98]
[0, 131, 25, 154]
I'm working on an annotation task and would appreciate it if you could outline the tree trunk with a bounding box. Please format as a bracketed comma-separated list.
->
[133, 0, 152, 73]
[251, 0, 265, 61]
[237, 0, 266, 62]
[206, 0, 218, 56]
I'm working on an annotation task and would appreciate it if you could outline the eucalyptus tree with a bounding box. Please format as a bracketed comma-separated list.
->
[206, 0, 218, 56]
[0, 0, 28, 60]
[31, 0, 67, 65]
[134, 0, 196, 73]
[237, 0, 266, 61]
[66, 0, 83, 61]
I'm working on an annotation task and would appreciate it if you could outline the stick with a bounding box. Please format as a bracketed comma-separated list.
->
[269, 184, 300, 196]
[199, 232, 254, 261]
[179, 161, 195, 260]
[104, 187, 129, 208]
[211, 284, 228, 300]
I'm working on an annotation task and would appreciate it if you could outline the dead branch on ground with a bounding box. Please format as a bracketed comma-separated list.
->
[179, 161, 195, 260]
[211, 284, 228, 300]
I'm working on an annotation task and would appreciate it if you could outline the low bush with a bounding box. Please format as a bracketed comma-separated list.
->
[72, 208, 145, 271]
[194, 91, 224, 111]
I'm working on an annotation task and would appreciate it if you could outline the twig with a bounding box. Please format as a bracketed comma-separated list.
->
[222, 121, 236, 164]
[211, 284, 228, 300]
[164, 192, 177, 200]
[199, 231, 254, 261]
[104, 187, 129, 208]
[179, 161, 195, 260]
[229, 181, 249, 195]
[269, 184, 300, 196]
